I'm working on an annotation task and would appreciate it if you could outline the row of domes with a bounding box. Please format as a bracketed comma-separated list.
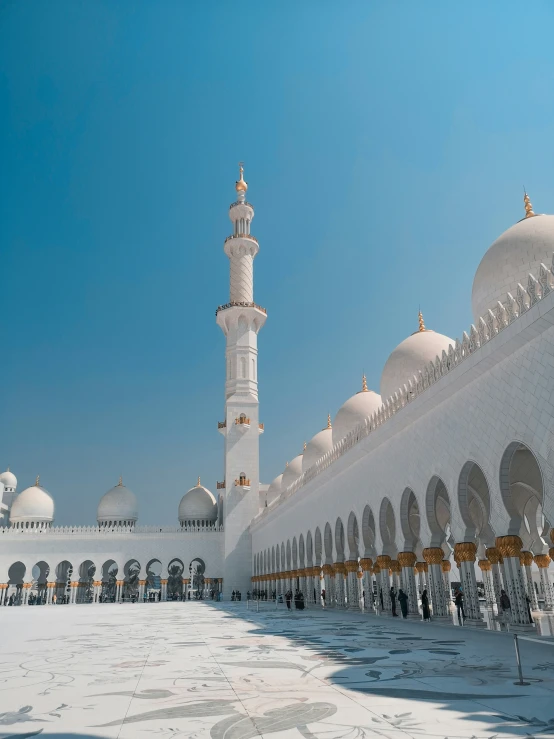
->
[268, 196, 554, 501]
[2, 473, 218, 527]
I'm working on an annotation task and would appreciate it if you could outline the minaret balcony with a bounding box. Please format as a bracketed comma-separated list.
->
[217, 420, 227, 436]
[235, 416, 250, 431]
[258, 422, 264, 434]
[215, 301, 267, 317]
[224, 233, 258, 246]
[216, 481, 226, 490]
[234, 477, 251, 490]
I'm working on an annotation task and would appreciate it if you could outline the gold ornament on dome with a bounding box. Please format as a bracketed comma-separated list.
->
[534, 553, 551, 568]
[519, 550, 533, 567]
[454, 542, 477, 562]
[478, 559, 491, 571]
[235, 162, 248, 193]
[418, 310, 426, 332]
[423, 547, 444, 565]
[486, 546, 503, 565]
[376, 554, 391, 567]
[523, 189, 535, 218]
[326, 413, 332, 430]
[360, 557, 373, 571]
[361, 374, 368, 392]
[398, 551, 417, 567]
[496, 535, 523, 558]
[441, 559, 452, 573]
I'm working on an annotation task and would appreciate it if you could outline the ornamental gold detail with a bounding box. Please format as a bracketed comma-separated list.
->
[372, 564, 381, 574]
[376, 555, 391, 568]
[534, 553, 551, 568]
[478, 559, 491, 571]
[423, 547, 444, 565]
[389, 560, 401, 573]
[345, 560, 359, 573]
[441, 560, 452, 573]
[398, 551, 416, 567]
[415, 561, 426, 573]
[486, 546, 503, 565]
[550, 528, 554, 545]
[496, 535, 523, 558]
[360, 558, 373, 571]
[519, 551, 533, 567]
[334, 562, 347, 575]
[322, 564, 334, 576]
[453, 542, 477, 562]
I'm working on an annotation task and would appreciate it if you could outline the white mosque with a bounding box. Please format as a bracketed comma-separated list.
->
[2, 172, 554, 630]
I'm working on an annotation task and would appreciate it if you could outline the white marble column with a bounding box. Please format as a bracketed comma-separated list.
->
[314, 566, 322, 606]
[299, 569, 307, 600]
[496, 536, 534, 630]
[520, 552, 539, 611]
[22, 583, 31, 605]
[423, 548, 450, 620]
[376, 556, 392, 613]
[486, 547, 504, 614]
[535, 554, 553, 611]
[345, 560, 359, 609]
[334, 563, 346, 607]
[398, 552, 418, 617]
[304, 566, 313, 605]
[360, 558, 373, 611]
[477, 560, 495, 608]
[322, 564, 334, 607]
[454, 542, 485, 627]
[442, 560, 452, 607]
[415, 562, 426, 605]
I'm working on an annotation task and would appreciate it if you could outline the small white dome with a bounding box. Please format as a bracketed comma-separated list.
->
[267, 474, 283, 505]
[0, 469, 17, 490]
[472, 214, 554, 322]
[10, 483, 54, 525]
[333, 384, 382, 445]
[281, 454, 303, 491]
[380, 325, 453, 402]
[97, 479, 138, 525]
[302, 427, 333, 472]
[178, 481, 217, 524]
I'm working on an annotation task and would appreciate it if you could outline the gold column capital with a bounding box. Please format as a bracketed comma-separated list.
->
[478, 559, 491, 571]
[519, 550, 533, 567]
[441, 559, 452, 573]
[496, 535, 523, 559]
[423, 547, 444, 565]
[398, 551, 416, 567]
[360, 557, 373, 571]
[534, 553, 551, 568]
[486, 546, 503, 565]
[454, 541, 477, 562]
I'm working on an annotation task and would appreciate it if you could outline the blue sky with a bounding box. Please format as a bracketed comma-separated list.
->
[2, 1, 554, 525]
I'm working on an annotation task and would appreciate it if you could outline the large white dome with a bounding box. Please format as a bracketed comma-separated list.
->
[333, 379, 382, 445]
[266, 474, 283, 505]
[10, 482, 54, 526]
[380, 324, 453, 401]
[472, 213, 554, 322]
[97, 479, 138, 526]
[281, 454, 303, 491]
[178, 480, 217, 525]
[302, 426, 333, 472]
[0, 469, 17, 490]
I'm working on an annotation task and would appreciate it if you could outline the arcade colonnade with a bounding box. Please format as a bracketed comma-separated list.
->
[253, 441, 554, 630]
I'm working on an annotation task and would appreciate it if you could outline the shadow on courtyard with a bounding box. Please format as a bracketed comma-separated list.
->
[201, 600, 554, 738]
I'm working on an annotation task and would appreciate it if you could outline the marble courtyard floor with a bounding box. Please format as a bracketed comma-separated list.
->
[1, 602, 554, 739]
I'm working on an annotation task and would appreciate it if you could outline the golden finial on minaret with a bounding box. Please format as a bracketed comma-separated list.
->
[235, 162, 248, 193]
[362, 374, 368, 392]
[286, 461, 289, 467]
[35, 475, 40, 487]
[303, 441, 307, 451]
[418, 310, 426, 332]
[523, 188, 535, 218]
[327, 413, 332, 429]
[197, 476, 201, 486]
[117, 475, 123, 486]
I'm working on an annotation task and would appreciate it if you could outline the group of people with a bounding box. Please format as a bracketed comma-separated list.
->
[230, 590, 242, 601]
[284, 589, 305, 610]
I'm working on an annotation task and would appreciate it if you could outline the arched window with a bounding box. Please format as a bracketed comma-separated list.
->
[240, 357, 247, 378]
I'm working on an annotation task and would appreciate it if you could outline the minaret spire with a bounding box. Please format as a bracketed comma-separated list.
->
[418, 310, 426, 332]
[523, 188, 535, 218]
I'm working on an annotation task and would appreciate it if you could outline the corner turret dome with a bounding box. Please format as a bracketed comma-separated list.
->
[178, 478, 218, 527]
[0, 468, 17, 491]
[333, 376, 382, 445]
[10, 478, 54, 528]
[472, 204, 554, 322]
[97, 478, 138, 527]
[380, 314, 453, 402]
[266, 473, 283, 506]
[302, 417, 334, 472]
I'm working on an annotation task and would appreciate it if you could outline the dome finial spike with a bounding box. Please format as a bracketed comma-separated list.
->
[418, 309, 426, 332]
[362, 373, 368, 392]
[327, 413, 332, 429]
[118, 475, 123, 486]
[523, 187, 535, 218]
[197, 476, 201, 486]
[303, 441, 307, 451]
[235, 161, 248, 194]
[35, 475, 40, 487]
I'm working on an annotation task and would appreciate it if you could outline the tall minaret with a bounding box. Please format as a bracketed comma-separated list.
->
[216, 164, 266, 598]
